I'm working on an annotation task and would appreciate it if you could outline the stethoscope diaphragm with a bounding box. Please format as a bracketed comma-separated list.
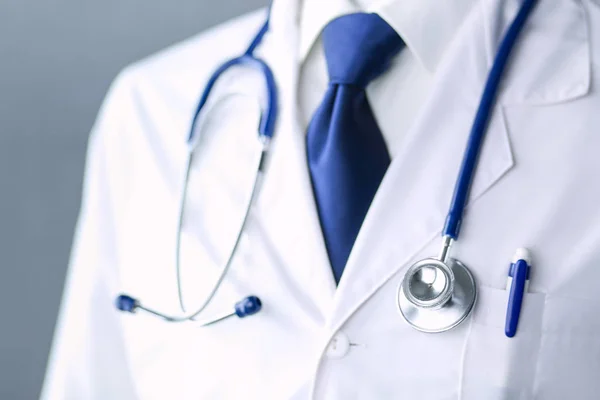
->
[397, 257, 476, 333]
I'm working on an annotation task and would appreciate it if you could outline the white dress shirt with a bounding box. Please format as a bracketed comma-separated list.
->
[298, 0, 476, 158]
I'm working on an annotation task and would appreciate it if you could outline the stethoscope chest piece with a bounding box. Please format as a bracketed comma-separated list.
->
[397, 257, 476, 333]
[394, 0, 539, 333]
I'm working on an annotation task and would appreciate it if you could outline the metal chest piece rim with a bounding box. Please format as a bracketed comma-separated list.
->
[397, 256, 477, 333]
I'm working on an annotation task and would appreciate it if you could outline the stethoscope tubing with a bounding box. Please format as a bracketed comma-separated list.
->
[171, 16, 276, 321]
[173, 140, 270, 321]
[187, 19, 277, 145]
[398, 0, 539, 332]
[443, 0, 538, 240]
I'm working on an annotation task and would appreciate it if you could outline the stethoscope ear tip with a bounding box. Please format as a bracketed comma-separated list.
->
[234, 296, 262, 318]
[115, 294, 139, 313]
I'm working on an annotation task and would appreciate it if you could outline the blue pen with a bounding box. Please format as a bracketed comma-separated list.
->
[505, 248, 531, 338]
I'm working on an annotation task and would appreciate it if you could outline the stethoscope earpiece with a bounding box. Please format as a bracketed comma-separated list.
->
[234, 296, 262, 318]
[115, 294, 139, 313]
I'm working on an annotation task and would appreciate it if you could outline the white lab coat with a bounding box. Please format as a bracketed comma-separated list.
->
[42, 0, 600, 399]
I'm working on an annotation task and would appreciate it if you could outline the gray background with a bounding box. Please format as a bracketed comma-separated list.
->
[0, 1, 267, 399]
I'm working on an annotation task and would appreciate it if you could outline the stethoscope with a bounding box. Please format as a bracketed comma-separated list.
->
[115, 16, 276, 326]
[115, 0, 539, 332]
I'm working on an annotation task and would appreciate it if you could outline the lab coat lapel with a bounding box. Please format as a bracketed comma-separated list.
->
[254, 0, 337, 321]
[329, 0, 590, 331]
[481, 0, 590, 105]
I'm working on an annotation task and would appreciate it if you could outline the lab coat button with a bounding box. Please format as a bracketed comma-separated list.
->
[326, 332, 350, 359]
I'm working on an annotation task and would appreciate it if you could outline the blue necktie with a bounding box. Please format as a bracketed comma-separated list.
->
[307, 13, 404, 283]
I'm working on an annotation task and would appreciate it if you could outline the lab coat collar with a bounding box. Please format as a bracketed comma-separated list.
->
[297, 0, 358, 61]
[481, 0, 590, 105]
[268, 0, 301, 44]
[296, 0, 478, 73]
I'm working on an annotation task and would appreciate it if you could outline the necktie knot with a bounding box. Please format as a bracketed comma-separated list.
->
[323, 13, 404, 88]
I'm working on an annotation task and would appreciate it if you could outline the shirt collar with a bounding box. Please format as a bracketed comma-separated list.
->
[295, 0, 478, 73]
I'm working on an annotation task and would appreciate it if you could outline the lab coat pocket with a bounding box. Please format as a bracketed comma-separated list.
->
[460, 285, 545, 400]
[533, 295, 600, 400]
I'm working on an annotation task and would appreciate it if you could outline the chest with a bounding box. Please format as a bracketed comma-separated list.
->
[114, 1, 600, 398]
